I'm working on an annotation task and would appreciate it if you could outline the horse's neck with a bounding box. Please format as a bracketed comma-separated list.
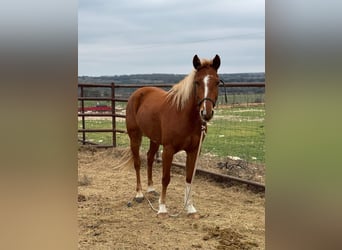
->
[183, 91, 201, 123]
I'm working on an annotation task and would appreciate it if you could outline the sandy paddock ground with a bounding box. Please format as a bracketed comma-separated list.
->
[78, 147, 265, 249]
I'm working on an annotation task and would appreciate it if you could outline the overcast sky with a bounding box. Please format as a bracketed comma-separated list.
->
[78, 0, 264, 76]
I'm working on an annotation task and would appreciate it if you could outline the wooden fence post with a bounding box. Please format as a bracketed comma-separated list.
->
[111, 82, 116, 147]
[80, 85, 86, 144]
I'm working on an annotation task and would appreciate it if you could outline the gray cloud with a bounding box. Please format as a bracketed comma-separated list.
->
[79, 0, 264, 75]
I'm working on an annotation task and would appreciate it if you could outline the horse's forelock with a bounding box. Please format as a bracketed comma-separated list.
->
[199, 58, 212, 67]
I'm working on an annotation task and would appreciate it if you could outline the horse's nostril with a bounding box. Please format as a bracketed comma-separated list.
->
[200, 109, 214, 121]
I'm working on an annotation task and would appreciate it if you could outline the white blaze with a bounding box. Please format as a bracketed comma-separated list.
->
[203, 75, 210, 112]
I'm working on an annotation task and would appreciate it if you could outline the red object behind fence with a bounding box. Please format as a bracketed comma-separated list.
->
[78, 105, 111, 112]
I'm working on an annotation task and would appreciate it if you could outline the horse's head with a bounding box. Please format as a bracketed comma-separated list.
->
[193, 54, 221, 122]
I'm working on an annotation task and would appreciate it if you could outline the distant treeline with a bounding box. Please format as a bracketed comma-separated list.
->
[78, 72, 265, 99]
[78, 72, 264, 84]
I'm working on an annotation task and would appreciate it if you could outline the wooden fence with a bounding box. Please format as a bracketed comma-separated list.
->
[78, 82, 265, 148]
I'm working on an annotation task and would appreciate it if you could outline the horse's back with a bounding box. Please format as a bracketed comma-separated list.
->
[126, 87, 166, 115]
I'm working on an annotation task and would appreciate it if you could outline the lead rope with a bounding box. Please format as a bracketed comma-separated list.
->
[144, 123, 207, 217]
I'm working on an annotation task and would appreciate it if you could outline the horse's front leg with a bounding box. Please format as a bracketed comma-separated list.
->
[185, 149, 200, 218]
[158, 145, 174, 218]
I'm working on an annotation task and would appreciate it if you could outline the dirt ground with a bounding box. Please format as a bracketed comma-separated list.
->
[172, 151, 265, 185]
[78, 147, 265, 249]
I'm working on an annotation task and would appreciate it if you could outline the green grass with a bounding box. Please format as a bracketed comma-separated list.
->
[78, 118, 150, 149]
[202, 105, 265, 163]
[217, 93, 265, 105]
[78, 105, 265, 163]
[78, 100, 127, 109]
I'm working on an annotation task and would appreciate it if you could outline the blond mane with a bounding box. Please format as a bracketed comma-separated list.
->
[166, 59, 212, 110]
[166, 70, 196, 110]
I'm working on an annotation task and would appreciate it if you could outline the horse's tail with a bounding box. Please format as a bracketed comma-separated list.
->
[113, 147, 134, 171]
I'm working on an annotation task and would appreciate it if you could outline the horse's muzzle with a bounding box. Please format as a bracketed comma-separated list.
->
[200, 109, 214, 121]
[198, 97, 216, 122]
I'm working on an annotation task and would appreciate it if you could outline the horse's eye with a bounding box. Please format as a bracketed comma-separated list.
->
[194, 81, 200, 86]
[216, 81, 220, 86]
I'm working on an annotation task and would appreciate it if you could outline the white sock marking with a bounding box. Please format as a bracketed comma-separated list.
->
[135, 190, 144, 198]
[187, 204, 197, 214]
[147, 186, 155, 192]
[158, 203, 168, 214]
[184, 182, 197, 214]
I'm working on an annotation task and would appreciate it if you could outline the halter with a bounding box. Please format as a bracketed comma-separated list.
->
[198, 79, 228, 107]
[195, 78, 217, 108]
[197, 97, 216, 108]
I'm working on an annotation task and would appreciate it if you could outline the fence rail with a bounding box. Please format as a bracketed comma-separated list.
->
[78, 82, 265, 157]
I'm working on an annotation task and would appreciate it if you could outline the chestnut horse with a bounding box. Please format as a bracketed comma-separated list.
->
[126, 55, 221, 217]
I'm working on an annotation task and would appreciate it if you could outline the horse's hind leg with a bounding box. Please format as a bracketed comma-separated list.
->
[146, 140, 159, 195]
[128, 130, 144, 202]
[158, 145, 175, 217]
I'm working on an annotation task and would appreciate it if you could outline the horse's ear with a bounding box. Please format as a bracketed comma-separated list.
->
[212, 54, 221, 70]
[193, 55, 201, 70]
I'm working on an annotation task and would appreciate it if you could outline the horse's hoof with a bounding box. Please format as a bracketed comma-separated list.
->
[157, 213, 169, 219]
[134, 197, 144, 203]
[187, 213, 201, 219]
